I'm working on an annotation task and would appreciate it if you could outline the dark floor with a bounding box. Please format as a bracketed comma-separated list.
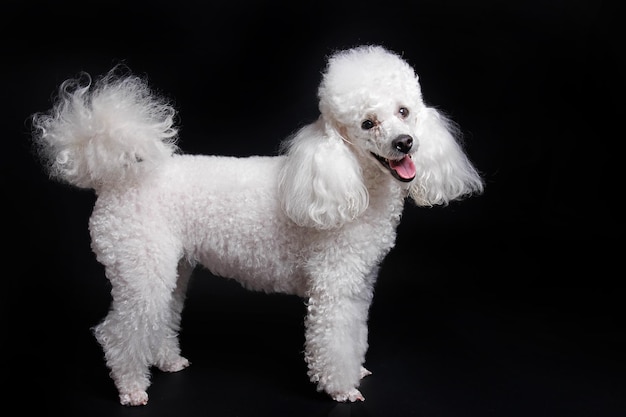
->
[9, 236, 625, 417]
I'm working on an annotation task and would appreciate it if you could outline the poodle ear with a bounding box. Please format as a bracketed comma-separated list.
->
[278, 119, 369, 229]
[409, 107, 484, 206]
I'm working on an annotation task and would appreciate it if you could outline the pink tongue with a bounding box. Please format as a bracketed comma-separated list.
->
[390, 156, 416, 179]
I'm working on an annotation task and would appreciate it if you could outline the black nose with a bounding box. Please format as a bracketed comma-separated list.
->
[392, 135, 413, 154]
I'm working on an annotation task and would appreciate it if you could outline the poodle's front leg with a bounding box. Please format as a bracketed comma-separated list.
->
[304, 288, 373, 402]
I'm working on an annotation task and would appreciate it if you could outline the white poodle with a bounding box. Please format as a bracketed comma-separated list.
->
[32, 45, 483, 406]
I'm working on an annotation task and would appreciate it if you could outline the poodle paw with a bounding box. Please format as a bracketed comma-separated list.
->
[157, 355, 190, 373]
[360, 366, 372, 379]
[119, 390, 148, 406]
[331, 388, 365, 402]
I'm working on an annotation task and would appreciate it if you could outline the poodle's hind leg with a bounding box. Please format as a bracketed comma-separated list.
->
[154, 259, 195, 373]
[94, 295, 154, 405]
[93, 254, 184, 406]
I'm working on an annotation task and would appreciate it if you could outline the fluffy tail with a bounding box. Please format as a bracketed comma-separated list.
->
[31, 67, 179, 190]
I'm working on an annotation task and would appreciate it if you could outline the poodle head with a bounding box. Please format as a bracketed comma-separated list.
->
[279, 45, 483, 229]
[318, 45, 423, 183]
[318, 45, 484, 207]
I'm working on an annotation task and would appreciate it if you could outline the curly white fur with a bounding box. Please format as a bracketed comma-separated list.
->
[32, 45, 483, 406]
[33, 69, 178, 189]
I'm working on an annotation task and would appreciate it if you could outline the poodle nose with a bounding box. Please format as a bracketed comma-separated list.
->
[392, 135, 413, 154]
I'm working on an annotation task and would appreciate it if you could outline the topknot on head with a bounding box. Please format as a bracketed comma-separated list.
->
[317, 45, 423, 124]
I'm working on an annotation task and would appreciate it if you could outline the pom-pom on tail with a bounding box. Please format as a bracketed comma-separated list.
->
[31, 66, 179, 190]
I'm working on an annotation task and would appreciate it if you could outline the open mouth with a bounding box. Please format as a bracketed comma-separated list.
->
[371, 152, 416, 182]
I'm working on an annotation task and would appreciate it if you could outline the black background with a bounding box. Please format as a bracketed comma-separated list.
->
[3, 1, 623, 416]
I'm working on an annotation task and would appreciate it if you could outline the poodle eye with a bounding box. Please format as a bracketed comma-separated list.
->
[399, 107, 410, 118]
[361, 119, 375, 130]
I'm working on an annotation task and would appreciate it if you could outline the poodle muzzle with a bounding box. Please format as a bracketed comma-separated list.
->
[371, 134, 416, 182]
